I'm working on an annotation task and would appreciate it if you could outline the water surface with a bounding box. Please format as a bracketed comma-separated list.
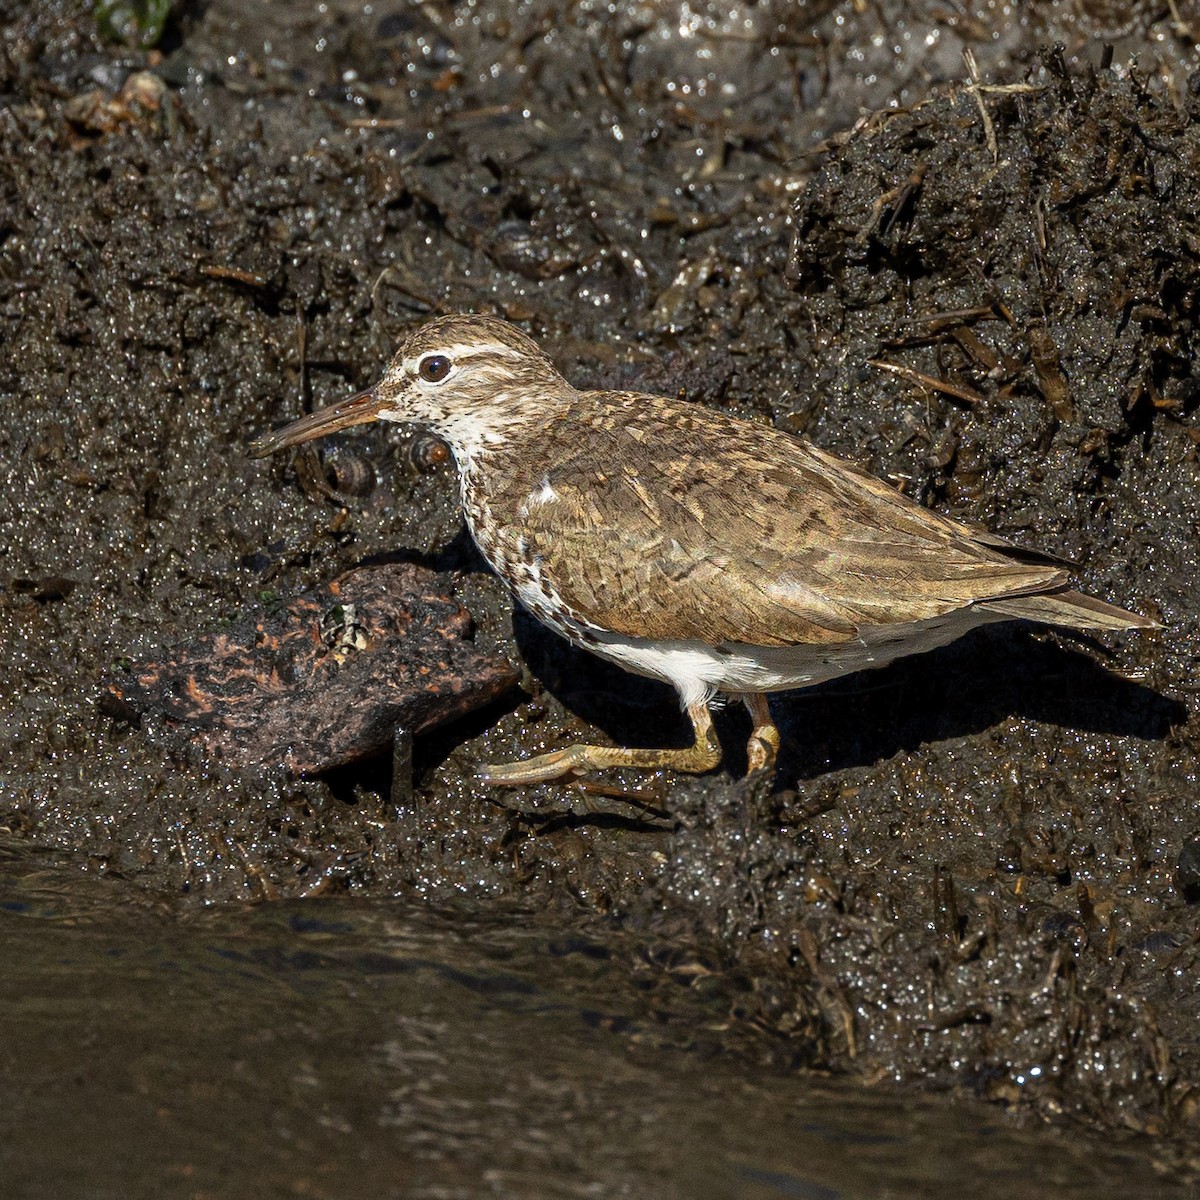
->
[0, 859, 1186, 1199]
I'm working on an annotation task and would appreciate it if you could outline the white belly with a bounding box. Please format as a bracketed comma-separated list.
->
[569, 609, 1008, 710]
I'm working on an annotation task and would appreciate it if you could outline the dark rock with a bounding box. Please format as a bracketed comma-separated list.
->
[106, 562, 518, 775]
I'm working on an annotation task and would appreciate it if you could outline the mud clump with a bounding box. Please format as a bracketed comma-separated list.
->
[106, 561, 519, 775]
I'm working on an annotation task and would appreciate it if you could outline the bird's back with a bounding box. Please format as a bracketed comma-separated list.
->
[469, 389, 1153, 651]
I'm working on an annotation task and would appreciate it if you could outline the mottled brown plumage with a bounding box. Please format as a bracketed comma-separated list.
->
[251, 314, 1156, 785]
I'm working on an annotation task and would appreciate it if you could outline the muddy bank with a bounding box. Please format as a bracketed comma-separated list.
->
[0, 0, 1198, 1165]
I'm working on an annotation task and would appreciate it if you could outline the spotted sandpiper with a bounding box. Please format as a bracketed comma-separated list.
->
[250, 314, 1156, 786]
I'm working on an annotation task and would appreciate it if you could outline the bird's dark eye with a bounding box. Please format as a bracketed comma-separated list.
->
[418, 354, 452, 383]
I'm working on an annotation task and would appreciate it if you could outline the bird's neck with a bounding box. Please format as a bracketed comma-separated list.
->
[436, 385, 575, 472]
[448, 387, 577, 565]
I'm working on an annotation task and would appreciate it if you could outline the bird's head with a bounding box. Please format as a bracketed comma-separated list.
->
[249, 314, 571, 465]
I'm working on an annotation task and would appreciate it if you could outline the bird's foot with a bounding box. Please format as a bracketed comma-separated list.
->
[745, 726, 780, 775]
[741, 694, 780, 776]
[478, 737, 722, 786]
[478, 701, 721, 787]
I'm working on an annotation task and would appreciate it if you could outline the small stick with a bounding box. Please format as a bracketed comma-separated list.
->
[963, 47, 997, 163]
[868, 359, 984, 408]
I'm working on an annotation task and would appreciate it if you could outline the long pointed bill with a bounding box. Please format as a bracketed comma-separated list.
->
[248, 387, 386, 458]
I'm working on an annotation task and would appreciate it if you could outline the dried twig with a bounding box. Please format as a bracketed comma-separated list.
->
[963, 47, 997, 163]
[867, 359, 984, 407]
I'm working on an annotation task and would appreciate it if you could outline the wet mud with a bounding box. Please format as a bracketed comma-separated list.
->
[2, 0, 1200, 1186]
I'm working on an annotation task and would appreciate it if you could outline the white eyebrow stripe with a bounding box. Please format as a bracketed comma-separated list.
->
[402, 342, 525, 373]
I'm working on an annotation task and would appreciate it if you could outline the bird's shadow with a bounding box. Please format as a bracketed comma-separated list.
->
[512, 612, 1179, 784]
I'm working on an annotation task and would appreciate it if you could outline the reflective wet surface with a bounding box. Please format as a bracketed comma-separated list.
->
[0, 856, 1189, 1199]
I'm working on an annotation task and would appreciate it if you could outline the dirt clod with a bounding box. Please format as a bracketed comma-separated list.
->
[107, 561, 519, 775]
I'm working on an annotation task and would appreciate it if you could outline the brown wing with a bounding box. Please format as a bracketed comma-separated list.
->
[501, 392, 1067, 648]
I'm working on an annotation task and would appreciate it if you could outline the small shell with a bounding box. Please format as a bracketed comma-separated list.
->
[405, 432, 452, 474]
[321, 448, 376, 497]
[294, 445, 376, 506]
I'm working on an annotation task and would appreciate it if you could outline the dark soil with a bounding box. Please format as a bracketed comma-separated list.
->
[2, 0, 1199, 1163]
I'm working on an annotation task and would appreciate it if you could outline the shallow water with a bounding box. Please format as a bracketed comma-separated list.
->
[0, 857, 1186, 1200]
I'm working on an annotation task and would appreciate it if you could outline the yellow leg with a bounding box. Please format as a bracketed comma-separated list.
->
[741, 693, 780, 775]
[479, 701, 722, 786]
